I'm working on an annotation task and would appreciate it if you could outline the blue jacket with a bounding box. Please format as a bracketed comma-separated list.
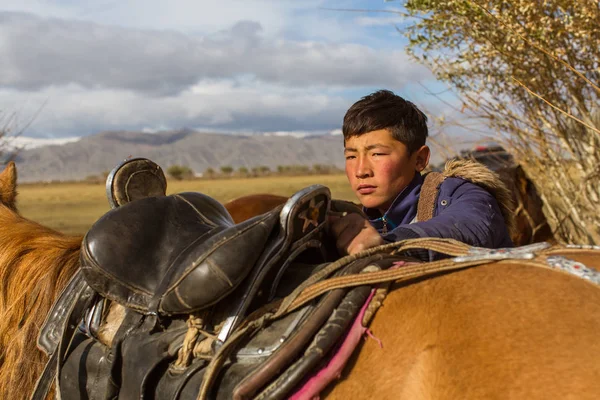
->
[365, 171, 513, 261]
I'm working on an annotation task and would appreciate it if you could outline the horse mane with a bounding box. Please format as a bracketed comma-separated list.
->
[0, 202, 82, 399]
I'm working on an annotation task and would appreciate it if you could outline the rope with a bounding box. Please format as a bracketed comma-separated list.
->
[173, 312, 217, 370]
[173, 315, 204, 369]
[362, 284, 389, 326]
[274, 237, 471, 320]
[284, 258, 497, 313]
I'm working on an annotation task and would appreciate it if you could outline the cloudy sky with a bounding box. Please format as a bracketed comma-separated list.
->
[0, 0, 462, 140]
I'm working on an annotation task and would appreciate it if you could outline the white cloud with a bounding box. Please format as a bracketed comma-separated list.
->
[0, 4, 444, 138]
[0, 1, 357, 40]
[0, 81, 352, 137]
[1, 135, 80, 152]
[0, 13, 430, 94]
[0, 0, 69, 19]
[1, 0, 293, 33]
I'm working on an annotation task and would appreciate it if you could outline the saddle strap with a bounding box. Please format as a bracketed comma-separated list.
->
[30, 351, 59, 400]
[31, 270, 97, 400]
[37, 270, 90, 355]
[232, 289, 346, 399]
[254, 285, 372, 400]
[416, 172, 445, 223]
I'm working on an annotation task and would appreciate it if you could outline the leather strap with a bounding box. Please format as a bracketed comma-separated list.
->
[254, 285, 372, 400]
[30, 271, 97, 400]
[417, 172, 445, 223]
[37, 270, 89, 355]
[232, 255, 379, 399]
[233, 289, 346, 400]
[29, 351, 59, 400]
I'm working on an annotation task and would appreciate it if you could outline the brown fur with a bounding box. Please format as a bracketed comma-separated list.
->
[324, 254, 600, 399]
[224, 193, 288, 223]
[497, 165, 554, 245]
[0, 163, 82, 400]
[0, 162, 17, 212]
[1, 162, 596, 399]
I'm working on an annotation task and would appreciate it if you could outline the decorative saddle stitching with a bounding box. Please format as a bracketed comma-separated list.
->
[453, 242, 552, 262]
[566, 244, 600, 250]
[546, 256, 600, 285]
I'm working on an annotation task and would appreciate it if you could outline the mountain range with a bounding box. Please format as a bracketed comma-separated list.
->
[8, 129, 347, 183]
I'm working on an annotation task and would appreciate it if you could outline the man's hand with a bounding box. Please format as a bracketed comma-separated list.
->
[328, 212, 384, 256]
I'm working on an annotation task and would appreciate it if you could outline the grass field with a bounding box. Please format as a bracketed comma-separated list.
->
[17, 174, 357, 235]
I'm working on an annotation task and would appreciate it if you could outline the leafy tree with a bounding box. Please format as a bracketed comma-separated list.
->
[398, 0, 600, 243]
[258, 165, 271, 174]
[292, 165, 309, 174]
[220, 165, 233, 175]
[167, 165, 194, 181]
[84, 174, 103, 184]
[204, 167, 215, 178]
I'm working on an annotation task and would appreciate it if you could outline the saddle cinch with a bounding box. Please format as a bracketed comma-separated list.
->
[32, 159, 402, 400]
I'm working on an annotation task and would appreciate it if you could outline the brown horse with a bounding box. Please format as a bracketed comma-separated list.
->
[224, 193, 289, 224]
[224, 165, 554, 246]
[2, 162, 600, 399]
[497, 165, 554, 245]
[0, 162, 82, 399]
[326, 251, 600, 399]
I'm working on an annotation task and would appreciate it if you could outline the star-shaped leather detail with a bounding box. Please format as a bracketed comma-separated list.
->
[298, 197, 324, 232]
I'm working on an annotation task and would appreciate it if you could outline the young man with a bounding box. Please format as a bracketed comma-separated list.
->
[329, 90, 514, 259]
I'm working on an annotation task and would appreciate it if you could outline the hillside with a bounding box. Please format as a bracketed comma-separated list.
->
[11, 129, 346, 182]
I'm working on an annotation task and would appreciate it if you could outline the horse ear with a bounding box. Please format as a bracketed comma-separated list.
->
[0, 161, 18, 209]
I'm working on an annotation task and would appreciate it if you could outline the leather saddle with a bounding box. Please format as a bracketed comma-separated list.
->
[33, 158, 404, 400]
[82, 191, 274, 315]
[33, 173, 350, 398]
[53, 253, 396, 400]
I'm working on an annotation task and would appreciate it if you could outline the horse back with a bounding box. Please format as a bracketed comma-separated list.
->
[224, 193, 288, 223]
[328, 259, 600, 399]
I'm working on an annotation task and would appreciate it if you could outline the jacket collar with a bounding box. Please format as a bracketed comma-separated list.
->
[364, 172, 423, 232]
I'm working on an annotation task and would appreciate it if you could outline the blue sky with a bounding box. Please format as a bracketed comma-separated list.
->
[0, 0, 468, 143]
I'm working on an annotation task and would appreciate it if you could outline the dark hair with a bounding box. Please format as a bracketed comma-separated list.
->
[342, 90, 428, 153]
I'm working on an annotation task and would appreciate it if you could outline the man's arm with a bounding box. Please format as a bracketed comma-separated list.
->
[384, 180, 512, 249]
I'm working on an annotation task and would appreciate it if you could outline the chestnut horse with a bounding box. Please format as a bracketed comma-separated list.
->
[0, 162, 82, 399]
[223, 193, 290, 224]
[2, 162, 600, 399]
[497, 165, 554, 245]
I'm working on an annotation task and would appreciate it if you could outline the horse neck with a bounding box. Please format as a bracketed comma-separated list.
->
[0, 208, 82, 310]
[0, 205, 82, 399]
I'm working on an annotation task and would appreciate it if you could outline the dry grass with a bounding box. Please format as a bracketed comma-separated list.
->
[17, 174, 356, 235]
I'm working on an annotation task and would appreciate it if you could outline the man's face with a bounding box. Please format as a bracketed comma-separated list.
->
[344, 129, 428, 213]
